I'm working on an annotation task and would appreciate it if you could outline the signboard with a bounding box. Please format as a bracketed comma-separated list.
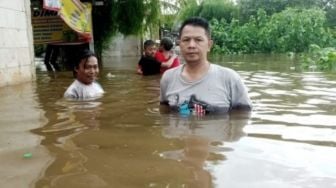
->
[32, 0, 92, 44]
[32, 9, 80, 44]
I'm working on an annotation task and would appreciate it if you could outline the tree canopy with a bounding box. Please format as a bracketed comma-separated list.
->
[237, 0, 336, 26]
[177, 0, 237, 23]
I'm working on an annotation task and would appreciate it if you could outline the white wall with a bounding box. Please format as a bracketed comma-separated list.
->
[0, 0, 35, 87]
[103, 34, 141, 59]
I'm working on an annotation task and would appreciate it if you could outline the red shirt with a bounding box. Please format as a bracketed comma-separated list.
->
[155, 51, 180, 73]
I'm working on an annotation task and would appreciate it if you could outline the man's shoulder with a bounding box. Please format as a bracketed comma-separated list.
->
[64, 80, 79, 98]
[161, 65, 182, 82]
[211, 64, 240, 75]
[209, 64, 243, 83]
[92, 81, 105, 93]
[67, 79, 80, 88]
[211, 63, 233, 71]
[163, 64, 182, 75]
[155, 51, 165, 61]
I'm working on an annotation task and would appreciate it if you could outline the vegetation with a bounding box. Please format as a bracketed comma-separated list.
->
[237, 0, 336, 26]
[211, 8, 335, 54]
[179, 0, 237, 23]
[90, 0, 336, 70]
[92, 0, 160, 60]
[173, 0, 336, 70]
[31, 0, 336, 68]
[301, 45, 336, 71]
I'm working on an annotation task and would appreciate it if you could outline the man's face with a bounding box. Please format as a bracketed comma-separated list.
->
[76, 56, 99, 85]
[179, 25, 213, 64]
[144, 45, 157, 57]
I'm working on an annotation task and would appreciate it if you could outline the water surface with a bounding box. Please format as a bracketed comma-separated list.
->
[1, 54, 336, 188]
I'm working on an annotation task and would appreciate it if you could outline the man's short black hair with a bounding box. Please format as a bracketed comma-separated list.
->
[179, 17, 211, 38]
[75, 49, 96, 69]
[144, 39, 156, 49]
[160, 37, 174, 51]
[72, 49, 96, 77]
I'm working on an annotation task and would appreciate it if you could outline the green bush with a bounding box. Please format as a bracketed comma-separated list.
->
[301, 44, 336, 71]
[210, 8, 335, 54]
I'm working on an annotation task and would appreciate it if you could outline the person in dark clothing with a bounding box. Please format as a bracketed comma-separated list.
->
[44, 44, 61, 71]
[137, 40, 162, 75]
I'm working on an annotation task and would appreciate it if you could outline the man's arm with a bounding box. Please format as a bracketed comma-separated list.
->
[161, 52, 178, 68]
[230, 73, 252, 111]
[160, 72, 170, 104]
[137, 58, 143, 74]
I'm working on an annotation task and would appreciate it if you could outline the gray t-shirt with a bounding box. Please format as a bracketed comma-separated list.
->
[160, 64, 252, 113]
[64, 79, 104, 99]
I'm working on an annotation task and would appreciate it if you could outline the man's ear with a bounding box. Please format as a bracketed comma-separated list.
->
[74, 66, 79, 73]
[75, 60, 84, 72]
[208, 39, 213, 52]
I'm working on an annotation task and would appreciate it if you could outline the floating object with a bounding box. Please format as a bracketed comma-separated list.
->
[23, 152, 32, 158]
[106, 72, 115, 78]
[179, 103, 190, 116]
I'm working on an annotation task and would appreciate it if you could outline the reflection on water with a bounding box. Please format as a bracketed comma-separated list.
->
[0, 84, 53, 188]
[1, 54, 336, 187]
[159, 113, 250, 188]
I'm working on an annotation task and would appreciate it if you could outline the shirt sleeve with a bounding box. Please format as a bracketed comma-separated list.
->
[160, 72, 169, 105]
[230, 72, 252, 110]
[64, 87, 78, 98]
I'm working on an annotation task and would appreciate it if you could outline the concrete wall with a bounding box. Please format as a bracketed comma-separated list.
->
[0, 0, 35, 87]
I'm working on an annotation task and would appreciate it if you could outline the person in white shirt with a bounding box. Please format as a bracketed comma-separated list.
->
[64, 49, 104, 99]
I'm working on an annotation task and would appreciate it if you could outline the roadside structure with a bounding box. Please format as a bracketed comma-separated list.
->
[0, 0, 35, 87]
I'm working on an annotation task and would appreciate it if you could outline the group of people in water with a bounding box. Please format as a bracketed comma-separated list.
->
[137, 37, 180, 75]
[63, 17, 253, 115]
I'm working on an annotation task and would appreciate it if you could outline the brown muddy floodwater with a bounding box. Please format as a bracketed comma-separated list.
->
[1, 54, 336, 188]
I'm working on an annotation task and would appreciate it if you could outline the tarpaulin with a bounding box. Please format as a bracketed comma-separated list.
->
[58, 0, 92, 40]
[41, 0, 92, 41]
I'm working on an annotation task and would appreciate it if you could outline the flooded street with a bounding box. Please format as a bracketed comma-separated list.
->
[1, 55, 336, 188]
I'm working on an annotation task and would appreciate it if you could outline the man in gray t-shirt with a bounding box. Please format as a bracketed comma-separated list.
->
[160, 17, 252, 115]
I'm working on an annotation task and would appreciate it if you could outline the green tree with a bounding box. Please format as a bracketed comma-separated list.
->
[211, 8, 335, 54]
[178, 0, 237, 23]
[265, 8, 333, 52]
[237, 0, 336, 26]
[92, 0, 160, 60]
[301, 45, 336, 71]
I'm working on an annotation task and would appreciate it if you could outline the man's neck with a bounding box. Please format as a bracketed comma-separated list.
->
[76, 79, 93, 86]
[182, 61, 210, 81]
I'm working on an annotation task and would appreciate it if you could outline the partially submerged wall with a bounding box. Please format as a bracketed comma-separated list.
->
[103, 34, 141, 59]
[0, 0, 35, 87]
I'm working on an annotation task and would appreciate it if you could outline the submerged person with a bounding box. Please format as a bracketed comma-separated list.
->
[160, 17, 252, 115]
[137, 39, 162, 75]
[155, 37, 180, 73]
[137, 39, 179, 76]
[64, 49, 104, 99]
